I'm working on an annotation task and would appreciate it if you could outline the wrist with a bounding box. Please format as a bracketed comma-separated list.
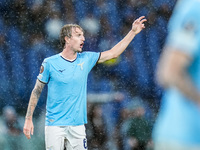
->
[130, 29, 137, 36]
[25, 116, 32, 120]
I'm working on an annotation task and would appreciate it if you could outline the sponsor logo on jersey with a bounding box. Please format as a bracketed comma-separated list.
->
[58, 69, 66, 73]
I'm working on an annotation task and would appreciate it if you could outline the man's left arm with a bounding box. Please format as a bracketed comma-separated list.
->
[98, 16, 147, 63]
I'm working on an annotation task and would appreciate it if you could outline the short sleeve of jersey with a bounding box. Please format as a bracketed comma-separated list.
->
[37, 58, 50, 84]
[166, 1, 200, 57]
[85, 51, 100, 71]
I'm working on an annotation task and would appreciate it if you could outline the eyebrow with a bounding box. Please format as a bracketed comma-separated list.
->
[74, 30, 84, 36]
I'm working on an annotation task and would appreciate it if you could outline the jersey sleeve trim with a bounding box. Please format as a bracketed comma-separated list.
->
[95, 52, 101, 65]
[37, 77, 48, 84]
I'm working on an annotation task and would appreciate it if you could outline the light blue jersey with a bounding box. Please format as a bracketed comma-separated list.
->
[153, 0, 200, 145]
[37, 52, 100, 126]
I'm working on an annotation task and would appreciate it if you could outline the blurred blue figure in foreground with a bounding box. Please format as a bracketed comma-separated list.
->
[153, 0, 200, 150]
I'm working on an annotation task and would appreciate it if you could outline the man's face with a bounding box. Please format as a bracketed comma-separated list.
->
[68, 27, 85, 52]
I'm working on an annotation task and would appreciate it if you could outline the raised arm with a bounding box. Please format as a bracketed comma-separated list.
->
[98, 16, 147, 63]
[23, 79, 45, 139]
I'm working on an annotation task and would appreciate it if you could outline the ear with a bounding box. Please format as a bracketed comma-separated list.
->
[65, 36, 70, 44]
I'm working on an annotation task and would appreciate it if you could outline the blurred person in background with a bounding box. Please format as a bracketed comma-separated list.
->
[120, 96, 153, 150]
[86, 103, 107, 150]
[153, 0, 200, 150]
[23, 16, 147, 150]
[1, 106, 24, 150]
[127, 106, 152, 150]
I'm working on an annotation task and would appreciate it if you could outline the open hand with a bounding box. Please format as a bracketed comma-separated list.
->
[132, 16, 147, 34]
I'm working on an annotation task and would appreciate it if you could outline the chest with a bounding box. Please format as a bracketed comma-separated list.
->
[50, 59, 88, 84]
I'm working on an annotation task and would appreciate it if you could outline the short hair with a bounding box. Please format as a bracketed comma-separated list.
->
[60, 24, 84, 48]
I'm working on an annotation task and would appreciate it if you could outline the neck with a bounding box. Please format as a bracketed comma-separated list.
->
[61, 48, 77, 61]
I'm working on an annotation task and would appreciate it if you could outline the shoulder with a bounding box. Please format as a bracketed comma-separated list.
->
[171, 0, 200, 23]
[168, 0, 200, 33]
[78, 51, 100, 58]
[44, 54, 61, 63]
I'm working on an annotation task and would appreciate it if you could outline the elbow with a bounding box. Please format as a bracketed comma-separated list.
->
[107, 49, 119, 60]
[156, 65, 175, 88]
[156, 71, 171, 88]
[112, 54, 119, 59]
[109, 48, 121, 59]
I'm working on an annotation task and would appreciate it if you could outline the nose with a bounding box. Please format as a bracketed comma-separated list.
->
[82, 36, 85, 41]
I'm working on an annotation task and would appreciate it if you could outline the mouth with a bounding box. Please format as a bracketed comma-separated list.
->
[80, 43, 84, 48]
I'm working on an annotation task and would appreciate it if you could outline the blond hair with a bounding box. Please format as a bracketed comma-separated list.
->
[60, 24, 83, 48]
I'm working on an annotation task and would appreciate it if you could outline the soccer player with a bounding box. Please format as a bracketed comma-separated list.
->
[152, 0, 200, 150]
[23, 16, 146, 150]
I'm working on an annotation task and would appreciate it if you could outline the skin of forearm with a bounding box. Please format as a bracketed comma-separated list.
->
[110, 30, 136, 58]
[98, 30, 136, 63]
[25, 82, 44, 120]
[25, 90, 40, 120]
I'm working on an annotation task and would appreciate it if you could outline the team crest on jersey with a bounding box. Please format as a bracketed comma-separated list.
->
[77, 62, 84, 70]
[40, 65, 44, 74]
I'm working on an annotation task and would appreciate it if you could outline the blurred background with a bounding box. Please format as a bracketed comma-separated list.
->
[0, 0, 177, 149]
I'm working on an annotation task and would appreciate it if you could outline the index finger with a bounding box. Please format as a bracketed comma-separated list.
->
[137, 16, 147, 23]
[138, 16, 146, 21]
